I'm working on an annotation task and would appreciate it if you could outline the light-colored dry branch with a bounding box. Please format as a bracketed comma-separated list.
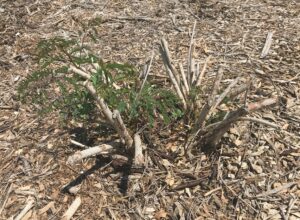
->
[82, 81, 113, 123]
[227, 83, 249, 100]
[195, 56, 211, 87]
[112, 110, 133, 148]
[14, 197, 35, 220]
[179, 62, 190, 94]
[0, 184, 13, 216]
[260, 32, 273, 58]
[69, 65, 91, 80]
[62, 197, 81, 220]
[247, 97, 277, 111]
[211, 77, 240, 112]
[187, 21, 197, 86]
[70, 66, 133, 148]
[210, 67, 224, 105]
[159, 38, 187, 109]
[254, 182, 297, 198]
[133, 133, 144, 166]
[201, 108, 248, 151]
[195, 67, 224, 128]
[67, 144, 114, 165]
[138, 51, 154, 97]
[70, 139, 88, 148]
[239, 117, 280, 129]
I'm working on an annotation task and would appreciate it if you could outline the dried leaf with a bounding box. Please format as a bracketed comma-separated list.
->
[154, 209, 168, 219]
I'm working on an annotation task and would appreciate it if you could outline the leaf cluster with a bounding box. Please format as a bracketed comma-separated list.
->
[18, 35, 183, 128]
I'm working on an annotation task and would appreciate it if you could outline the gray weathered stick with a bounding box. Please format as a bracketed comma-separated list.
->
[62, 197, 81, 220]
[260, 32, 273, 58]
[67, 144, 115, 165]
[160, 38, 187, 109]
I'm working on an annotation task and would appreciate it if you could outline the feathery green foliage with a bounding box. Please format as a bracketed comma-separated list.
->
[18, 26, 183, 127]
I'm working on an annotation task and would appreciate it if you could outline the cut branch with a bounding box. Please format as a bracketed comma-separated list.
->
[134, 133, 144, 166]
[62, 197, 81, 220]
[67, 144, 115, 165]
[159, 38, 187, 109]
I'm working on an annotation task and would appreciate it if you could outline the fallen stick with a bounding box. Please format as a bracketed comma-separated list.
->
[260, 32, 273, 58]
[247, 97, 277, 111]
[70, 139, 88, 148]
[239, 117, 280, 129]
[62, 197, 81, 220]
[159, 38, 187, 109]
[14, 197, 35, 220]
[67, 144, 114, 165]
[0, 184, 13, 216]
[254, 182, 298, 198]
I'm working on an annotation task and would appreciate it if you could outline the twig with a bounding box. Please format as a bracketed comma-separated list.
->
[254, 182, 297, 198]
[14, 197, 35, 220]
[196, 67, 224, 128]
[0, 184, 12, 215]
[187, 21, 197, 86]
[62, 197, 81, 220]
[137, 51, 154, 97]
[69, 65, 91, 79]
[172, 178, 206, 191]
[133, 133, 144, 166]
[67, 144, 115, 165]
[211, 77, 240, 112]
[260, 32, 273, 58]
[221, 179, 258, 213]
[179, 62, 189, 96]
[195, 56, 211, 87]
[285, 196, 297, 220]
[70, 139, 88, 148]
[239, 117, 280, 129]
[159, 38, 187, 109]
[227, 83, 249, 100]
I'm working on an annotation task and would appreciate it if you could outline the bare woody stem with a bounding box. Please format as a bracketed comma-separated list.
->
[69, 65, 134, 148]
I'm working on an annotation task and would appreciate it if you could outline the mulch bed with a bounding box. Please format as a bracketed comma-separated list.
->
[0, 0, 299, 219]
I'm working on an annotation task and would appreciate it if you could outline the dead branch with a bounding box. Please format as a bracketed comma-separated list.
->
[201, 108, 248, 152]
[133, 133, 144, 166]
[247, 97, 277, 111]
[260, 32, 273, 58]
[179, 62, 189, 97]
[14, 197, 35, 220]
[195, 67, 224, 128]
[67, 144, 115, 165]
[210, 77, 240, 112]
[195, 56, 211, 87]
[159, 38, 187, 109]
[62, 197, 81, 220]
[227, 83, 249, 100]
[254, 182, 297, 198]
[187, 21, 197, 86]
